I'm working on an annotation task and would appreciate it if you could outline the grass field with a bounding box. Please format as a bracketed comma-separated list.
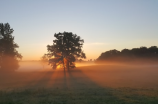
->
[0, 63, 158, 104]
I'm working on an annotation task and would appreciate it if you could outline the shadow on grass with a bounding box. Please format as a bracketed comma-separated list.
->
[65, 68, 124, 104]
[0, 68, 158, 104]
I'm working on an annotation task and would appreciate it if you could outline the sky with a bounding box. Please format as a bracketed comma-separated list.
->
[0, 0, 158, 60]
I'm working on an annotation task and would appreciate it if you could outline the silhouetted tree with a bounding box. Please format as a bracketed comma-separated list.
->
[47, 32, 86, 70]
[96, 46, 158, 62]
[121, 49, 130, 55]
[0, 23, 22, 72]
[40, 54, 48, 69]
[78, 59, 83, 62]
[149, 46, 158, 57]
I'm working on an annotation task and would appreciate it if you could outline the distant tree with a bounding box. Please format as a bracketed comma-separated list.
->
[121, 49, 130, 55]
[40, 54, 48, 69]
[139, 46, 148, 57]
[97, 49, 120, 61]
[96, 46, 158, 62]
[47, 32, 86, 70]
[78, 59, 83, 62]
[0, 23, 22, 72]
[149, 46, 158, 56]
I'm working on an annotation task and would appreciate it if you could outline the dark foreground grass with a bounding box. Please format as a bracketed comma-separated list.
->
[0, 64, 158, 104]
[0, 87, 158, 104]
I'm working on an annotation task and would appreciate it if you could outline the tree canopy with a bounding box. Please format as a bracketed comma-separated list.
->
[47, 32, 86, 70]
[0, 23, 22, 72]
[96, 46, 158, 63]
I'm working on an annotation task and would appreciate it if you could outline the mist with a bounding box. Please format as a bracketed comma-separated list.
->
[17, 61, 98, 72]
[17, 61, 52, 72]
[0, 60, 157, 89]
[0, 60, 158, 104]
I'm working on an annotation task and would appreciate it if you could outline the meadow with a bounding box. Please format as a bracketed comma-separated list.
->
[0, 62, 158, 104]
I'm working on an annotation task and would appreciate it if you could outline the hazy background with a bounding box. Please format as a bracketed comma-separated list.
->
[1, 0, 158, 60]
[17, 61, 97, 72]
[1, 61, 158, 90]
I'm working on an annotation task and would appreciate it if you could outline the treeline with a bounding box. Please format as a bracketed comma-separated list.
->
[97, 46, 158, 62]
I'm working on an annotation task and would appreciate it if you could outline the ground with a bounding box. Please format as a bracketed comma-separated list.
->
[0, 64, 158, 104]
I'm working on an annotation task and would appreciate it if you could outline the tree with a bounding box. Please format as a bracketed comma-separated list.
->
[96, 46, 158, 62]
[40, 54, 48, 69]
[0, 23, 22, 72]
[47, 32, 86, 70]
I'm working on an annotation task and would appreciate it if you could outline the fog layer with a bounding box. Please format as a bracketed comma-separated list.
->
[0, 61, 158, 90]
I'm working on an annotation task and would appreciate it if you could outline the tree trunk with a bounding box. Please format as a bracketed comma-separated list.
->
[63, 59, 65, 71]
[67, 61, 69, 70]
[62, 53, 65, 71]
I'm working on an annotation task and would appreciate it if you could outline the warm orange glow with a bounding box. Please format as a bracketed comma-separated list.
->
[56, 65, 62, 69]
[1, 62, 158, 90]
